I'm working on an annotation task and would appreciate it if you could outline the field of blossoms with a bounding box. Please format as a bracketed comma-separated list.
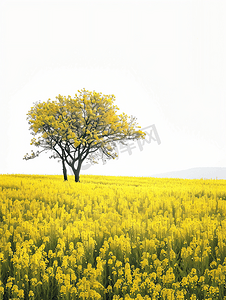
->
[0, 174, 226, 300]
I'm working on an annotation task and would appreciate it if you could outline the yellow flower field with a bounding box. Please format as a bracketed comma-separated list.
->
[0, 174, 226, 300]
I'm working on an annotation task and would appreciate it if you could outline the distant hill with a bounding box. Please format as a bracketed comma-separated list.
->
[151, 167, 226, 180]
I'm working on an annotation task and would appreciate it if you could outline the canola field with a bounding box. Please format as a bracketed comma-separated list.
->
[0, 174, 226, 300]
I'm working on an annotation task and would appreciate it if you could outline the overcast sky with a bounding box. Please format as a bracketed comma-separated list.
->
[0, 0, 226, 177]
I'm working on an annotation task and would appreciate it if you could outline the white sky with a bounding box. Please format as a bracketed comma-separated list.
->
[0, 0, 226, 177]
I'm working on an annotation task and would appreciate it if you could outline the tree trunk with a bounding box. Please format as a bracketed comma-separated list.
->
[74, 170, 80, 182]
[62, 159, 68, 181]
[71, 164, 81, 182]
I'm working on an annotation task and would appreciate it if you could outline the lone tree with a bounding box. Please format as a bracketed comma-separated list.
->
[24, 89, 146, 182]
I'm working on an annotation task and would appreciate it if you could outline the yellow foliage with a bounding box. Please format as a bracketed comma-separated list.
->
[26, 89, 145, 163]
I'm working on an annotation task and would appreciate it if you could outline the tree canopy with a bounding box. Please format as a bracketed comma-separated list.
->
[24, 89, 146, 182]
